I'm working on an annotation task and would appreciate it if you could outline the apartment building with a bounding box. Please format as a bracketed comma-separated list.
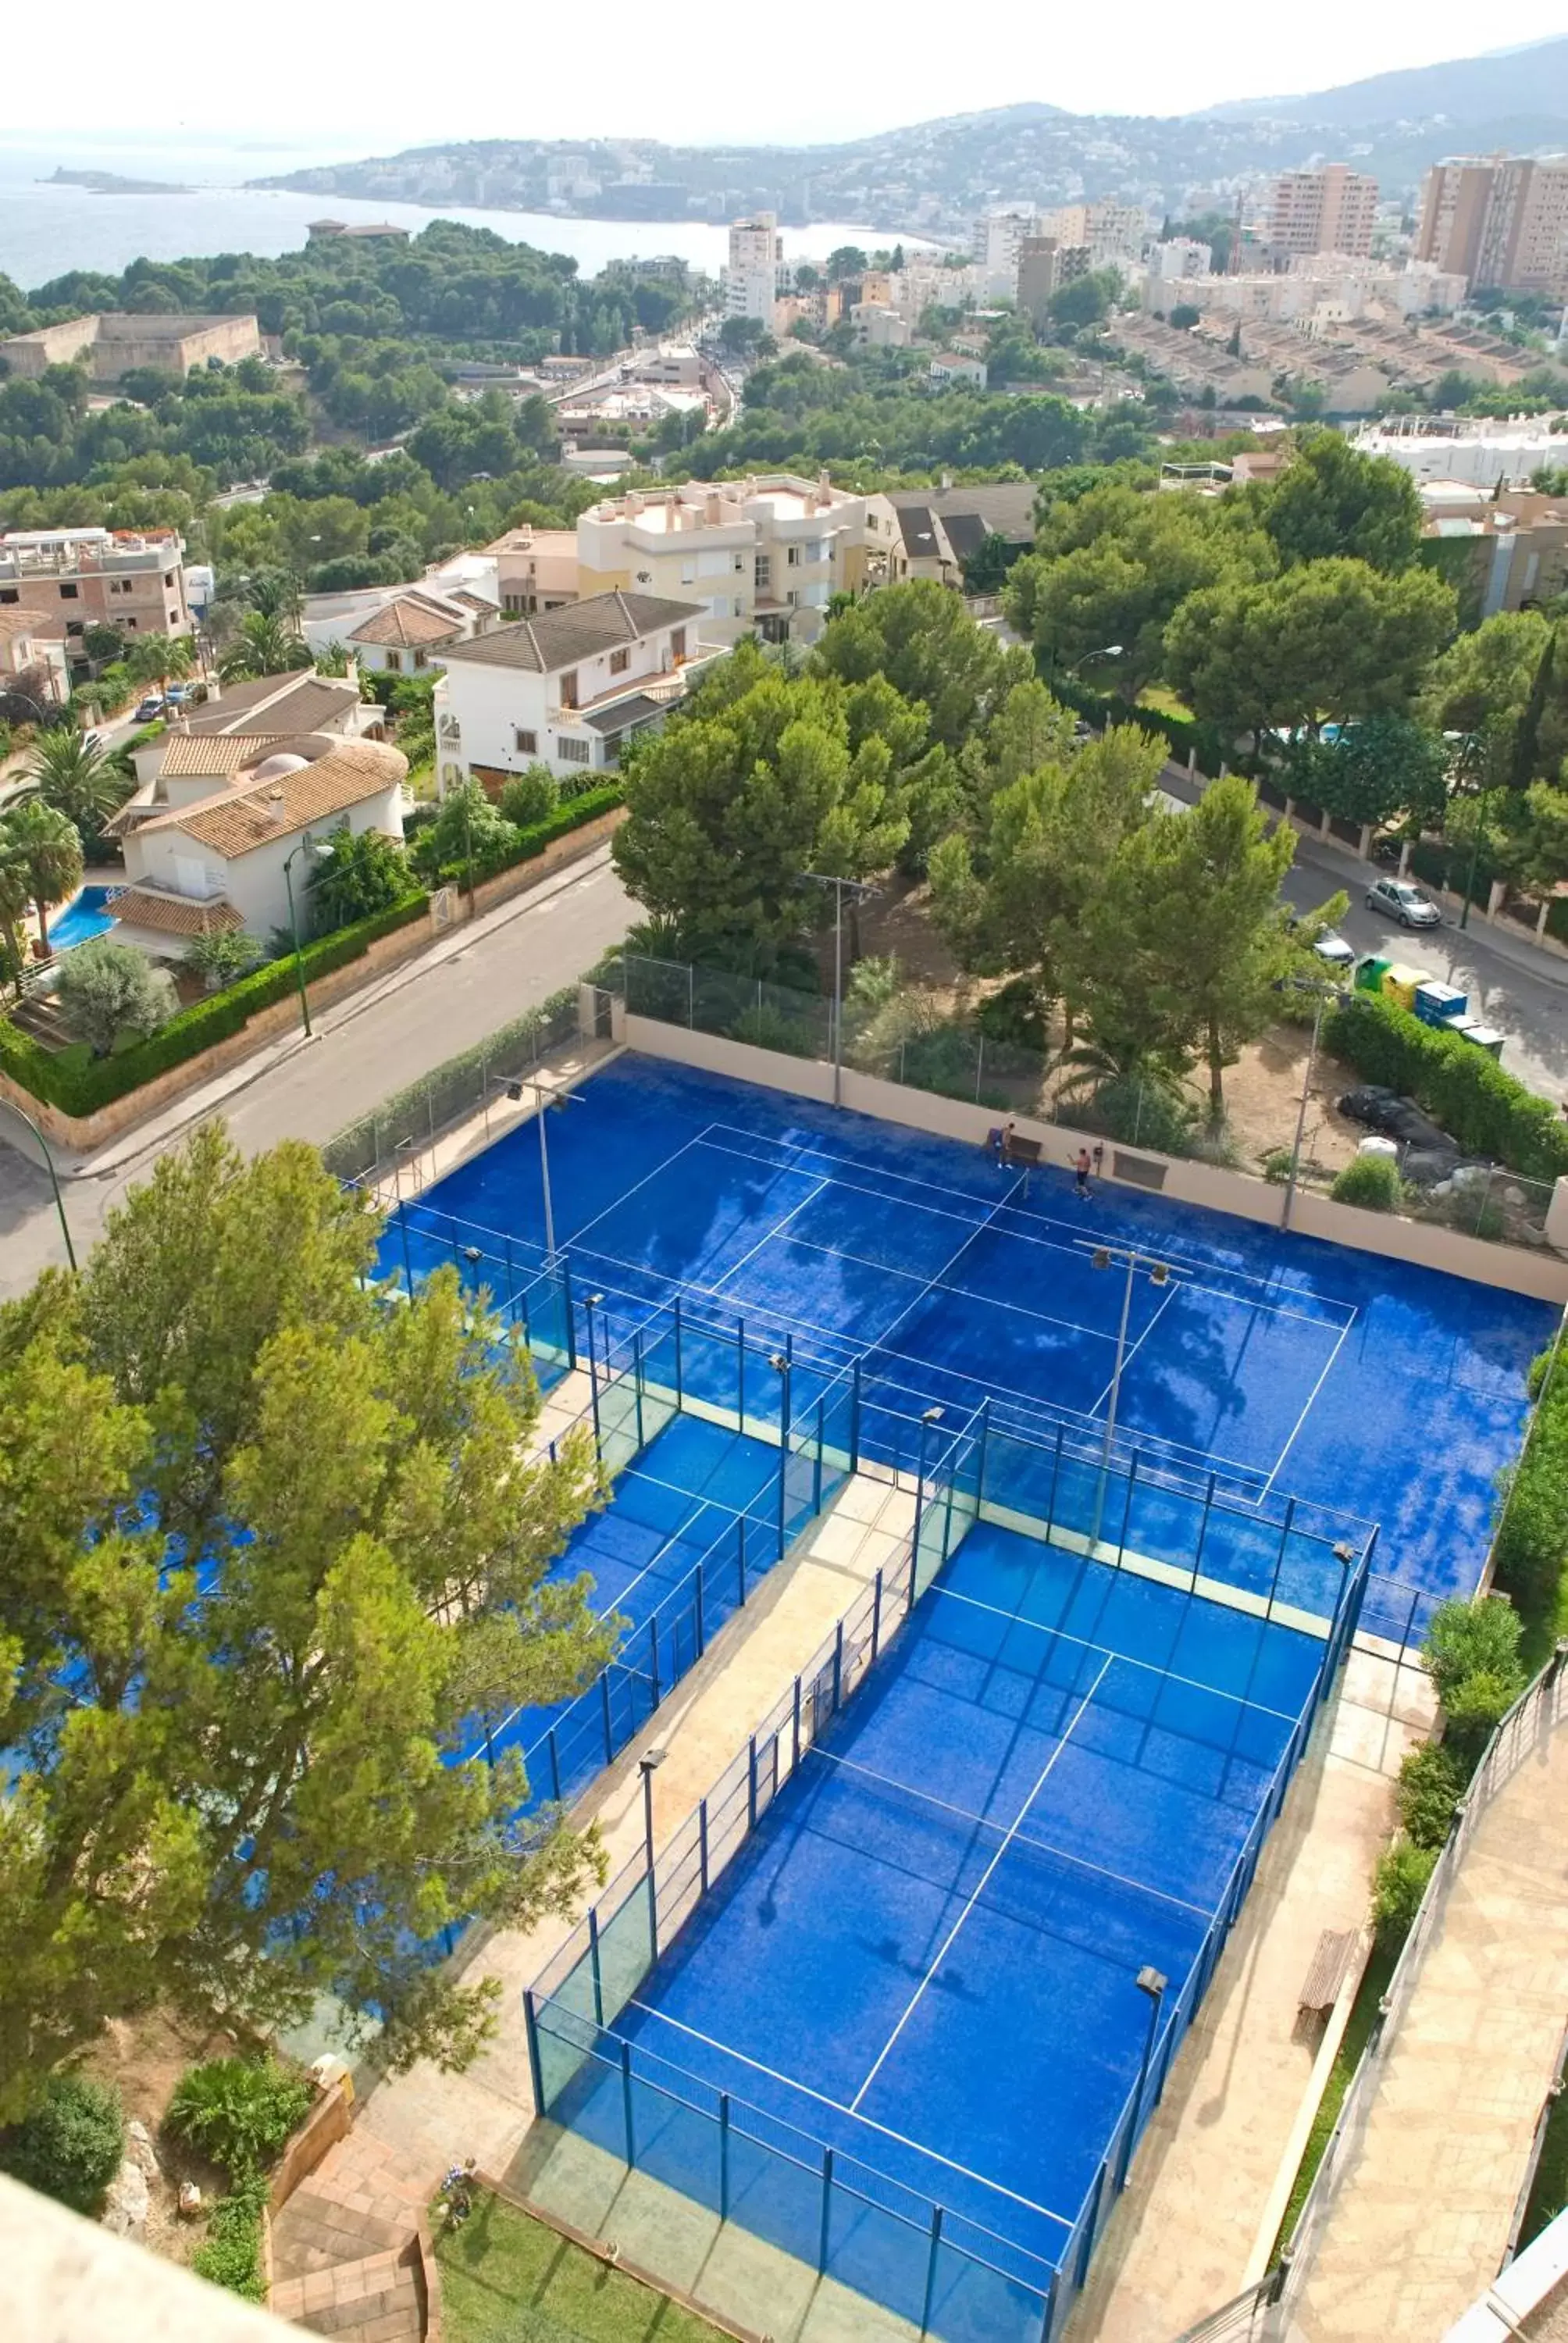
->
[433, 590, 716, 789]
[1037, 202, 1147, 268]
[1268, 166, 1378, 259]
[724, 213, 782, 323]
[1418, 480, 1568, 616]
[1417, 155, 1568, 297]
[576, 474, 891, 647]
[1145, 258, 1465, 325]
[0, 527, 192, 678]
[1149, 238, 1213, 285]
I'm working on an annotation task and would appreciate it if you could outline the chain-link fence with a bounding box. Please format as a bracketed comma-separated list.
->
[611, 953, 1563, 1257]
[321, 986, 580, 1187]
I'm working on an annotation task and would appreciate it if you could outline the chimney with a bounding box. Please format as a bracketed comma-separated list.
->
[705, 490, 722, 525]
[817, 467, 832, 508]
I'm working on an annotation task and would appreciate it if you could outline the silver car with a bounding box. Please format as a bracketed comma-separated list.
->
[1365, 877, 1441, 929]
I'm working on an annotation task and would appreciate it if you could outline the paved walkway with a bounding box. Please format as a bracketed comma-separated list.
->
[1288, 1705, 1568, 2343]
[1067, 1646, 1434, 2343]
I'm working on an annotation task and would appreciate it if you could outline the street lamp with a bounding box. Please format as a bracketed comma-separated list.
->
[1118, 1963, 1169, 2189]
[1273, 975, 1352, 1231]
[802, 871, 881, 1107]
[1085, 1245, 1171, 1547]
[280, 826, 327, 1039]
[500, 1073, 582, 1264]
[770, 1350, 793, 1555]
[0, 1098, 77, 1271]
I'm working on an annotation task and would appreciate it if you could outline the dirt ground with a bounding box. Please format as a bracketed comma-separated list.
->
[79, 2007, 244, 2266]
[829, 876, 1365, 1173]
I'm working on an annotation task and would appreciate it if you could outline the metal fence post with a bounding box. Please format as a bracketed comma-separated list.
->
[649, 1615, 661, 1707]
[1267, 1496, 1297, 1622]
[920, 2206, 944, 2339]
[737, 1514, 747, 1608]
[673, 1293, 684, 1410]
[736, 1316, 746, 1431]
[793, 1671, 802, 1769]
[1046, 1424, 1063, 1538]
[871, 1567, 883, 1662]
[699, 1796, 709, 1894]
[398, 1205, 415, 1300]
[818, 2146, 834, 2274]
[600, 1669, 614, 1762]
[832, 1618, 844, 1713]
[561, 1254, 578, 1371]
[620, 2038, 636, 2166]
[813, 1396, 825, 1512]
[747, 1733, 758, 1828]
[718, 2092, 731, 2220]
[1193, 1471, 1215, 1594]
[1117, 1452, 1138, 1569]
[588, 1907, 605, 2026]
[633, 1328, 647, 1450]
[850, 1357, 862, 1474]
[524, 1988, 547, 2113]
[694, 1558, 706, 1657]
[547, 1726, 562, 1803]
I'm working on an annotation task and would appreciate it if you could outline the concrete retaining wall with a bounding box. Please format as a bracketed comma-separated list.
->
[621, 1014, 1568, 1306]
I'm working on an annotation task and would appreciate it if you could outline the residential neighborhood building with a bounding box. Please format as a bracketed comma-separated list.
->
[433, 590, 717, 791]
[489, 527, 581, 617]
[1352, 413, 1568, 488]
[129, 669, 382, 791]
[105, 736, 408, 962]
[0, 311, 261, 381]
[0, 527, 194, 679]
[575, 474, 892, 646]
[971, 208, 1037, 299]
[0, 605, 70, 708]
[1143, 256, 1466, 324]
[1417, 478, 1568, 615]
[1267, 166, 1379, 259]
[1149, 237, 1213, 284]
[724, 212, 782, 323]
[852, 303, 912, 348]
[1417, 155, 1568, 297]
[1036, 201, 1148, 267]
[1017, 237, 1064, 326]
[887, 483, 1037, 587]
[928, 350, 989, 389]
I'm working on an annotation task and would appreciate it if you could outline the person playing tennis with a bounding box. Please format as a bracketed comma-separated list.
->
[1074, 1147, 1092, 1200]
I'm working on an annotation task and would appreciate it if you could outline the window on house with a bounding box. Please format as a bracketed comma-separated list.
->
[126, 617, 138, 629]
[671, 627, 686, 662]
[385, 650, 401, 672]
[601, 733, 622, 766]
[0, 588, 17, 604]
[609, 647, 630, 674]
[558, 736, 591, 765]
[413, 651, 428, 669]
[65, 621, 84, 638]
[754, 556, 772, 590]
[787, 544, 801, 566]
[514, 727, 537, 755]
[59, 583, 79, 599]
[559, 669, 579, 709]
[164, 572, 173, 587]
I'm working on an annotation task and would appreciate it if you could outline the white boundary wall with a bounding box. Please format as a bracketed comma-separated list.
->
[619, 1011, 1568, 1307]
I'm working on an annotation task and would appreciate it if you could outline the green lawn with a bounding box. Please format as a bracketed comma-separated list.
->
[1274, 1938, 1398, 2257]
[1135, 685, 1196, 722]
[434, 2191, 730, 2343]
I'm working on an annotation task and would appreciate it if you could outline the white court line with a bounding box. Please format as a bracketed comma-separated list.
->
[565, 1127, 718, 1252]
[700, 1120, 1358, 1326]
[849, 1654, 1113, 2113]
[775, 1230, 1131, 1350]
[1258, 1308, 1358, 1502]
[1086, 1274, 1181, 1419]
[866, 1168, 1032, 1365]
[709, 1178, 830, 1294]
[621, 1999, 1075, 2234]
[803, 1746, 1214, 1920]
[928, 1582, 1303, 1724]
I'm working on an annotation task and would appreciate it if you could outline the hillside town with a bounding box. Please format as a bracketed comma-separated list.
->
[8, 38, 1568, 2343]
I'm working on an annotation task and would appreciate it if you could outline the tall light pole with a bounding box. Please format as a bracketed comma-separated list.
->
[1273, 975, 1352, 1232]
[1085, 1245, 1171, 1546]
[802, 872, 880, 1107]
[1, 1099, 77, 1271]
[280, 827, 324, 1039]
[639, 1748, 667, 1957]
[770, 1350, 793, 1556]
[499, 1074, 583, 1264]
[1118, 1963, 1169, 2188]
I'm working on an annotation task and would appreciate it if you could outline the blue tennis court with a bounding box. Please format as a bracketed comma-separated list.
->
[531, 1521, 1330, 2338]
[384, 1054, 1556, 1641]
[469, 1412, 796, 1814]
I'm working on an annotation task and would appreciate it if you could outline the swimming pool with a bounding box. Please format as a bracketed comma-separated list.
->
[48, 885, 116, 950]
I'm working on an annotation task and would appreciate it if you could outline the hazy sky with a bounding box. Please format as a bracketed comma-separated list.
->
[5, 5, 1568, 148]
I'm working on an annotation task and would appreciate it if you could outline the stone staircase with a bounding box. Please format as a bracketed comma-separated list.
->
[269, 2130, 436, 2343]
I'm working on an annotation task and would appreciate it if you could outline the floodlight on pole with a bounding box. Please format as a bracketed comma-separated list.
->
[802, 872, 881, 1109]
[1084, 1244, 1174, 1548]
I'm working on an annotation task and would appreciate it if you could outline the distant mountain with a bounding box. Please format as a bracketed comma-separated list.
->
[1204, 37, 1568, 128]
[255, 38, 1568, 234]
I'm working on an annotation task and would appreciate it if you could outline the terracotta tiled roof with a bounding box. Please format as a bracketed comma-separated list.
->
[135, 739, 407, 861]
[111, 887, 245, 938]
[347, 596, 464, 649]
[155, 733, 284, 778]
[440, 590, 701, 676]
[0, 604, 51, 637]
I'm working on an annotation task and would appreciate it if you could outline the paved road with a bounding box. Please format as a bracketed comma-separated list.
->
[1280, 836, 1568, 1110]
[0, 847, 633, 1299]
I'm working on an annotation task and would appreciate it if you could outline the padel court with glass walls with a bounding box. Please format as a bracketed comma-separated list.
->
[368, 1050, 1553, 2338]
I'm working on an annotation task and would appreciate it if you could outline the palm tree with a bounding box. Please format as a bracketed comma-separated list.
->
[0, 851, 30, 991]
[0, 801, 84, 959]
[125, 634, 197, 697]
[20, 726, 130, 840]
[219, 611, 308, 684]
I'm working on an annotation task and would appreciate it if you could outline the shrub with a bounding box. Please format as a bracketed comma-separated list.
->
[191, 2181, 267, 2302]
[55, 939, 177, 1057]
[1261, 1147, 1294, 1185]
[1422, 1595, 1527, 1745]
[975, 976, 1049, 1051]
[1373, 1837, 1438, 1944]
[498, 764, 559, 830]
[1076, 1072, 1198, 1157]
[1490, 1439, 1568, 1620]
[1395, 1742, 1466, 1849]
[166, 2056, 312, 2181]
[1324, 990, 1568, 1182]
[1330, 1152, 1402, 1211]
[0, 2073, 124, 2213]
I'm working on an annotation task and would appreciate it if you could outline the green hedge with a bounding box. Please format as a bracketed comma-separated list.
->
[1491, 1339, 1568, 1632]
[427, 783, 623, 890]
[0, 892, 429, 1118]
[1324, 990, 1568, 1182]
[1041, 672, 1228, 778]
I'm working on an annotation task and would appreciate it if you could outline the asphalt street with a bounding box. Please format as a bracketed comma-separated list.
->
[0, 846, 633, 1299]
